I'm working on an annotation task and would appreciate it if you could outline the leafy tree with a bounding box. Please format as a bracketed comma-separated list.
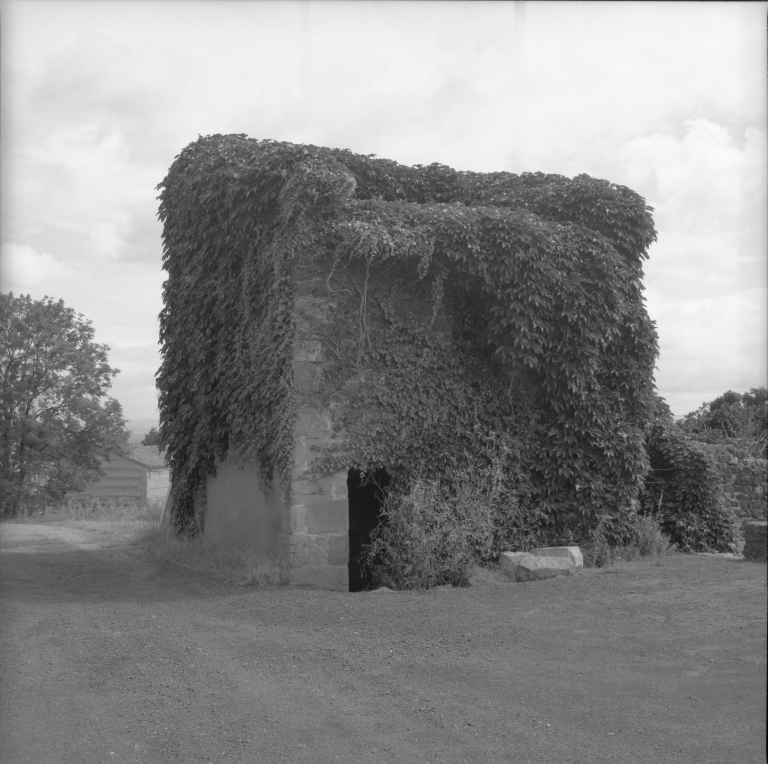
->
[679, 387, 768, 458]
[0, 293, 129, 515]
[141, 426, 162, 447]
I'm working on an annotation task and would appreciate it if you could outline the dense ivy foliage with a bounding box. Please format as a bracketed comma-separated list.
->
[157, 134, 659, 539]
[642, 424, 739, 552]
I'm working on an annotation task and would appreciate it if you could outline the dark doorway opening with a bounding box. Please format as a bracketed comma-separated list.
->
[347, 468, 390, 592]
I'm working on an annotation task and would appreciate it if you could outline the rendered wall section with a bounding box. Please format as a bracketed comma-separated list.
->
[204, 460, 288, 559]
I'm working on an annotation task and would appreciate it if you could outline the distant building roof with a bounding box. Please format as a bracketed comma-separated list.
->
[127, 446, 168, 469]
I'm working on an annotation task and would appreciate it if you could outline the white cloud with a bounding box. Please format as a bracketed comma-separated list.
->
[1, 0, 765, 419]
[107, 342, 162, 420]
[1, 241, 164, 419]
[1, 242, 66, 292]
[650, 287, 767, 417]
[622, 117, 768, 414]
[621, 119, 766, 237]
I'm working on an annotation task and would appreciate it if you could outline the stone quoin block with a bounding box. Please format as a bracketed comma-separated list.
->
[304, 497, 349, 534]
[288, 535, 310, 567]
[292, 437, 313, 477]
[294, 339, 324, 363]
[294, 407, 331, 440]
[291, 475, 324, 497]
[294, 361, 324, 395]
[289, 534, 331, 568]
[289, 504, 308, 535]
[330, 470, 350, 500]
[327, 533, 349, 565]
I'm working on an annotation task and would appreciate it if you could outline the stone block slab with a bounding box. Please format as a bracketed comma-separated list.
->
[530, 546, 583, 568]
[499, 551, 575, 582]
[515, 555, 575, 582]
[498, 552, 530, 580]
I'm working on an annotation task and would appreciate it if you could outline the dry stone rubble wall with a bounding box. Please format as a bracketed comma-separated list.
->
[695, 443, 766, 525]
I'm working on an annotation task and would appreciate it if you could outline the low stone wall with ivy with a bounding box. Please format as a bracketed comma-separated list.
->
[695, 443, 767, 525]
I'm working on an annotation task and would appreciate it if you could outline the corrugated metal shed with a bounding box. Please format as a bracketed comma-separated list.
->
[77, 447, 171, 504]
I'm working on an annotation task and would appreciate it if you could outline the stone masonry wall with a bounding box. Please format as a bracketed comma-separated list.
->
[695, 442, 767, 525]
[289, 288, 351, 590]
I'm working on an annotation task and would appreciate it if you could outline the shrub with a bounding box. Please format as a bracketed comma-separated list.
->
[363, 478, 487, 589]
[361, 439, 555, 589]
[442, 443, 545, 561]
[582, 513, 671, 567]
[642, 424, 740, 552]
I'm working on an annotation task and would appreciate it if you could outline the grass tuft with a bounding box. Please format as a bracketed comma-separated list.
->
[468, 563, 509, 586]
[7, 495, 160, 524]
[4, 495, 287, 587]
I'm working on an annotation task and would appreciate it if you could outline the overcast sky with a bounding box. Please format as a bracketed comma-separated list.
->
[1, 1, 766, 424]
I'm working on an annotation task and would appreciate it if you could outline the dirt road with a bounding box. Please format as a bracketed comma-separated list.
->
[1, 521, 765, 764]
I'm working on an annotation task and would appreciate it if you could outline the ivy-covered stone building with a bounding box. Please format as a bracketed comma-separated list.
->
[157, 134, 665, 590]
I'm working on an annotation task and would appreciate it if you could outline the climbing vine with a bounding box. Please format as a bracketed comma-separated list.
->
[157, 134, 659, 541]
[641, 423, 739, 552]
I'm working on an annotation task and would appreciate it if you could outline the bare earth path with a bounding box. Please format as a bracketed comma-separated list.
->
[1, 522, 765, 764]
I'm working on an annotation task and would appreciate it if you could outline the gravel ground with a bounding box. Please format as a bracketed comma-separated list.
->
[1, 520, 765, 764]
